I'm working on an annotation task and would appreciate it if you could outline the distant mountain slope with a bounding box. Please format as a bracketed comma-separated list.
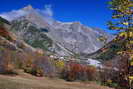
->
[49, 21, 113, 54]
[0, 16, 44, 72]
[11, 19, 53, 51]
[11, 19, 74, 56]
[0, 16, 39, 53]
[1, 5, 114, 56]
[0, 17, 10, 25]
[85, 35, 124, 61]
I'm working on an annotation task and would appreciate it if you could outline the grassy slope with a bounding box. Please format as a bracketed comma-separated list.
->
[0, 71, 113, 89]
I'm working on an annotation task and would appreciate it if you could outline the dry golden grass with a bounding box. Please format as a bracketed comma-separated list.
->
[0, 70, 114, 89]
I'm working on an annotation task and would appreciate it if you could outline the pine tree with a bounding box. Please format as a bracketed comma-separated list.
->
[108, 0, 133, 31]
[108, 0, 133, 88]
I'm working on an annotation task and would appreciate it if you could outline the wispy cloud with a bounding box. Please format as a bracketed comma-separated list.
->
[37, 4, 54, 24]
[0, 4, 54, 21]
[0, 10, 29, 21]
[43, 4, 53, 17]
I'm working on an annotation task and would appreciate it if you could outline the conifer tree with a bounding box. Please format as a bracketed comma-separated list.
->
[108, 0, 133, 88]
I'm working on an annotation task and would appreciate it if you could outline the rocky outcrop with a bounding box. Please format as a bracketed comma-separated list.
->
[1, 5, 114, 56]
[0, 17, 43, 55]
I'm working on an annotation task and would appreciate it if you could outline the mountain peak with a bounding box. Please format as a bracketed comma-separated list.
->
[72, 21, 81, 25]
[23, 5, 34, 11]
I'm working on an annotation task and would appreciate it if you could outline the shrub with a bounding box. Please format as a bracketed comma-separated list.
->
[24, 65, 44, 77]
[54, 60, 65, 74]
[0, 45, 56, 78]
[98, 54, 129, 89]
[55, 60, 65, 69]
[61, 62, 97, 81]
[0, 49, 17, 75]
[1, 63, 18, 75]
[33, 56, 56, 77]
[35, 66, 44, 77]
[106, 80, 118, 88]
[86, 65, 97, 81]
[22, 55, 45, 77]
[98, 66, 121, 88]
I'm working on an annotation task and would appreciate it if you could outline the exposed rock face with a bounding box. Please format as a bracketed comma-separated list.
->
[0, 17, 58, 74]
[49, 21, 113, 54]
[1, 5, 114, 56]
[11, 19, 53, 52]
[0, 17, 41, 54]
[11, 19, 73, 56]
[0, 36, 18, 51]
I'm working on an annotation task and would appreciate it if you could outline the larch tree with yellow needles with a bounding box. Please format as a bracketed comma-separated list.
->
[108, 0, 133, 88]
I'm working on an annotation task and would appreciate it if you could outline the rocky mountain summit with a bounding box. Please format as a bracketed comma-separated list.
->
[1, 5, 114, 56]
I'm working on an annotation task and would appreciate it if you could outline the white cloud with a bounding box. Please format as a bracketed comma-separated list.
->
[37, 4, 53, 17]
[44, 4, 53, 17]
[36, 4, 54, 24]
[0, 10, 29, 21]
[0, 4, 54, 21]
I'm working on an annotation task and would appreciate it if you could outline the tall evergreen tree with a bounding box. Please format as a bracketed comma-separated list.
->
[108, 0, 133, 31]
[108, 0, 133, 88]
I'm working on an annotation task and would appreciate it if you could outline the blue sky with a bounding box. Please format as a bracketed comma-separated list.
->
[0, 0, 116, 34]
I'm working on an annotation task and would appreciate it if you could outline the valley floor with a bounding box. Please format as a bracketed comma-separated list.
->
[0, 71, 113, 89]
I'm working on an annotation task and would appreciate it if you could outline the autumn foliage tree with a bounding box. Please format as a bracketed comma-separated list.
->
[0, 49, 16, 74]
[61, 62, 97, 81]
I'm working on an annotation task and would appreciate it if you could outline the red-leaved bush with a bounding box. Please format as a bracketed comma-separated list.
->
[61, 62, 97, 81]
